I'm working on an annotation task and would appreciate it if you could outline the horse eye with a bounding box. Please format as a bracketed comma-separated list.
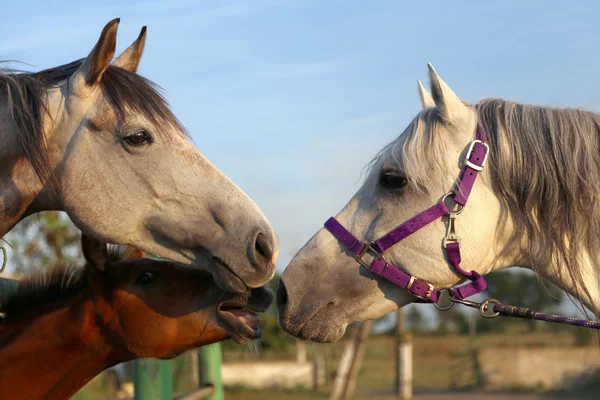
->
[124, 131, 152, 146]
[135, 271, 157, 285]
[380, 164, 408, 189]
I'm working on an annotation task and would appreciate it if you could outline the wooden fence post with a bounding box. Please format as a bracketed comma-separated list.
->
[397, 332, 413, 400]
[330, 321, 373, 400]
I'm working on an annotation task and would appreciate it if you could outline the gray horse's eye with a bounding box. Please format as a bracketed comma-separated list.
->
[124, 130, 152, 146]
[380, 163, 408, 189]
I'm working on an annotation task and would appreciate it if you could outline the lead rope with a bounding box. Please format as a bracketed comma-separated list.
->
[443, 295, 600, 330]
[492, 302, 600, 329]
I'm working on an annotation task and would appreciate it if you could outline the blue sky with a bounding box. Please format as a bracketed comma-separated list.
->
[2, 0, 600, 281]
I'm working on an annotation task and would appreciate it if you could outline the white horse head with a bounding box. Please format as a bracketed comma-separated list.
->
[279, 63, 600, 342]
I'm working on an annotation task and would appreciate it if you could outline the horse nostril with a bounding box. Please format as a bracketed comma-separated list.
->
[255, 237, 267, 258]
[277, 280, 288, 311]
[253, 232, 275, 266]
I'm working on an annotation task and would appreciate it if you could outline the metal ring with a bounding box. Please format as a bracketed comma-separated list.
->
[479, 299, 501, 318]
[0, 246, 6, 273]
[434, 288, 455, 311]
[441, 193, 465, 215]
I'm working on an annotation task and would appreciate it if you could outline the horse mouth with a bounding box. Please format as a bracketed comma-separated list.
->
[218, 300, 262, 344]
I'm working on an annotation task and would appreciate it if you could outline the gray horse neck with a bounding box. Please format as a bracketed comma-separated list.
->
[0, 107, 59, 236]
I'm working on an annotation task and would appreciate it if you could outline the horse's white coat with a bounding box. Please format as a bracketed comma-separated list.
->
[280, 64, 599, 342]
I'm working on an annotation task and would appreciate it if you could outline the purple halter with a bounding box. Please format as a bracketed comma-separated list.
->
[323, 125, 600, 330]
[324, 126, 490, 304]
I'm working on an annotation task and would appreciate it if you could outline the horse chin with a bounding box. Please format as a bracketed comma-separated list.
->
[218, 302, 263, 344]
[299, 323, 346, 343]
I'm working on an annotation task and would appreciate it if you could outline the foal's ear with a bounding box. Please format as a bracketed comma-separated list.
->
[113, 26, 147, 73]
[82, 234, 108, 271]
[72, 18, 120, 87]
[427, 63, 471, 124]
[417, 79, 435, 109]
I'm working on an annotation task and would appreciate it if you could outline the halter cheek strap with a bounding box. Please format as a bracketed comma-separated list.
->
[324, 126, 490, 304]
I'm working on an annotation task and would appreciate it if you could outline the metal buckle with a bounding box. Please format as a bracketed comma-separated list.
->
[442, 211, 460, 248]
[354, 242, 383, 270]
[407, 276, 434, 300]
[465, 140, 490, 172]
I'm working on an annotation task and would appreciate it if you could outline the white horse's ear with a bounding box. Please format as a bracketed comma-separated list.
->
[113, 26, 147, 73]
[427, 63, 470, 124]
[82, 234, 108, 271]
[72, 18, 120, 87]
[417, 79, 434, 109]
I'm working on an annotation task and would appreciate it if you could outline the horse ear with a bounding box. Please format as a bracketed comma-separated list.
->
[417, 79, 434, 109]
[82, 234, 108, 271]
[72, 18, 120, 87]
[113, 26, 147, 73]
[427, 63, 470, 124]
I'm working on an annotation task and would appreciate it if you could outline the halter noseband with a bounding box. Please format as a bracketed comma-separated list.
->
[324, 125, 490, 304]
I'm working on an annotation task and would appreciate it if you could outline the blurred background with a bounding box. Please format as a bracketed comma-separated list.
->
[3, 1, 600, 399]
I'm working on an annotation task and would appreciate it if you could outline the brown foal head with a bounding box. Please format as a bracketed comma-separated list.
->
[80, 235, 274, 358]
[1, 235, 273, 361]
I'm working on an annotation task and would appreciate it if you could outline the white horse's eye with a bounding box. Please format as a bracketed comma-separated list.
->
[124, 130, 152, 146]
[380, 163, 408, 189]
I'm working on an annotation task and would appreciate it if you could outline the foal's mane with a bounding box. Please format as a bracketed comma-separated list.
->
[0, 59, 186, 182]
[1, 246, 124, 322]
[376, 98, 600, 311]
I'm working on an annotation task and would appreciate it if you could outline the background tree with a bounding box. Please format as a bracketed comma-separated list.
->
[437, 306, 469, 335]
[406, 305, 428, 333]
[4, 211, 82, 274]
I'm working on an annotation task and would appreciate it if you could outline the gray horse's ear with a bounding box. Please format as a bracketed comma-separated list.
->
[417, 79, 434, 109]
[113, 26, 147, 73]
[73, 18, 120, 86]
[82, 234, 108, 271]
[427, 63, 470, 124]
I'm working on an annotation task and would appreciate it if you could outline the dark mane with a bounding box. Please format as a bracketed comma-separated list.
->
[1, 265, 89, 322]
[1, 245, 125, 322]
[0, 59, 186, 182]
